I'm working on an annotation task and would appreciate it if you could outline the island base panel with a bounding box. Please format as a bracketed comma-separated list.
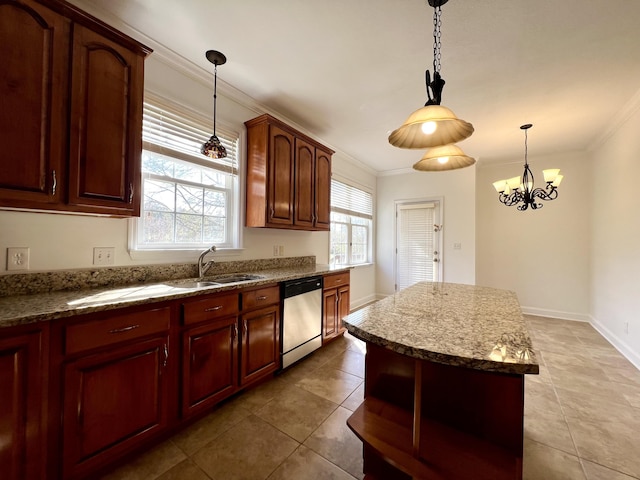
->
[350, 343, 525, 480]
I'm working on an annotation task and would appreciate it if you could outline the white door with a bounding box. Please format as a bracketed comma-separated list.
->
[395, 201, 442, 292]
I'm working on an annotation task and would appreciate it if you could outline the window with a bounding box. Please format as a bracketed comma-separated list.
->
[132, 97, 240, 251]
[330, 179, 373, 266]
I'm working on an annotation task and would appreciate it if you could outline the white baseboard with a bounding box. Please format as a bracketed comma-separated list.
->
[521, 306, 590, 322]
[350, 294, 379, 312]
[590, 315, 640, 370]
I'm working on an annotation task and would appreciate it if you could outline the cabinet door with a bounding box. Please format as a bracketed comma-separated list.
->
[182, 317, 238, 418]
[0, 329, 46, 480]
[240, 305, 280, 386]
[67, 24, 144, 216]
[323, 288, 338, 341]
[267, 126, 295, 226]
[0, 0, 68, 207]
[315, 148, 332, 230]
[62, 336, 169, 478]
[337, 285, 350, 334]
[294, 138, 315, 228]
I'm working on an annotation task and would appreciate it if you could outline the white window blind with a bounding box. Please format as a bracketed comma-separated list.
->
[142, 102, 238, 175]
[331, 180, 373, 219]
[396, 203, 436, 290]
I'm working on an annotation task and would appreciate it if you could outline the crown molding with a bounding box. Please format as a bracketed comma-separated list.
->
[588, 85, 640, 152]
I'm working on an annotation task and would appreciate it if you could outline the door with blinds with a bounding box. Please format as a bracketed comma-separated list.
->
[395, 201, 441, 291]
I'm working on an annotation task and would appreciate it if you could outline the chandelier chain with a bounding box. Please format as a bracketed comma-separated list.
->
[433, 5, 442, 74]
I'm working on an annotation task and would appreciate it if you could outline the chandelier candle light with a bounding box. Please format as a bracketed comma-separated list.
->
[388, 0, 475, 171]
[493, 124, 563, 211]
[201, 50, 227, 159]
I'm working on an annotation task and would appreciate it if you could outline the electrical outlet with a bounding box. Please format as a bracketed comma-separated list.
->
[278, 245, 284, 256]
[93, 247, 115, 265]
[7, 247, 30, 271]
[273, 245, 279, 257]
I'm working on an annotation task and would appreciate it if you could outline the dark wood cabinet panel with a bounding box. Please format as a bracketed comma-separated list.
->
[240, 304, 280, 386]
[267, 126, 295, 226]
[62, 335, 170, 479]
[315, 148, 332, 230]
[182, 317, 238, 418]
[0, 325, 47, 480]
[323, 272, 350, 344]
[0, 0, 150, 217]
[245, 114, 333, 231]
[67, 24, 144, 216]
[0, 0, 68, 207]
[294, 138, 315, 228]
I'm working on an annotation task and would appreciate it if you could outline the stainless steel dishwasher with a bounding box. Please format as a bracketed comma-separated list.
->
[281, 276, 323, 368]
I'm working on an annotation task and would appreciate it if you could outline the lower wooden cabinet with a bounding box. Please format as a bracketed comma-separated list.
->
[0, 324, 48, 480]
[61, 336, 171, 479]
[322, 272, 350, 344]
[182, 316, 239, 418]
[240, 304, 280, 386]
[51, 305, 173, 480]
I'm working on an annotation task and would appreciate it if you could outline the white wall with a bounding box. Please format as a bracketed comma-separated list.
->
[376, 167, 476, 295]
[590, 105, 640, 367]
[476, 151, 590, 320]
[0, 54, 379, 309]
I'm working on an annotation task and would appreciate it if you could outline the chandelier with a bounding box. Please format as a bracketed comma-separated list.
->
[492, 124, 563, 211]
[388, 0, 475, 172]
[201, 50, 227, 159]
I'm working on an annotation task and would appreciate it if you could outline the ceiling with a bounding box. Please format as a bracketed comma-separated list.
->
[70, 0, 640, 173]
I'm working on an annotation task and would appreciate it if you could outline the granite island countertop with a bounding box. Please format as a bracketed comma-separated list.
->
[342, 282, 539, 375]
[0, 264, 350, 328]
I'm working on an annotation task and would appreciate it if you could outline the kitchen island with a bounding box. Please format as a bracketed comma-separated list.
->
[342, 282, 538, 480]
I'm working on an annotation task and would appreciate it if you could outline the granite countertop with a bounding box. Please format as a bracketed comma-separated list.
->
[342, 282, 539, 375]
[0, 264, 350, 328]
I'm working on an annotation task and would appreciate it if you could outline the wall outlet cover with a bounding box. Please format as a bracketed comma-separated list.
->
[7, 247, 30, 271]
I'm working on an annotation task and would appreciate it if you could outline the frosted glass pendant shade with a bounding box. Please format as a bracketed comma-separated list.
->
[412, 144, 476, 171]
[389, 105, 474, 149]
[542, 169, 560, 183]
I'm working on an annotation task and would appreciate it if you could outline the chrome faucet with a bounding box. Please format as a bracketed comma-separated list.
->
[198, 245, 217, 278]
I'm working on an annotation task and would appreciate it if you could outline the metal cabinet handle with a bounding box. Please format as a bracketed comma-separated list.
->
[162, 344, 168, 368]
[335, 279, 342, 283]
[205, 305, 223, 312]
[128, 183, 134, 203]
[51, 170, 57, 196]
[269, 206, 274, 219]
[243, 319, 248, 336]
[233, 323, 238, 339]
[256, 295, 268, 301]
[108, 324, 139, 334]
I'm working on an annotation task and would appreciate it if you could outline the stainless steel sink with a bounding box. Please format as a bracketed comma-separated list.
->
[171, 280, 221, 289]
[210, 274, 264, 284]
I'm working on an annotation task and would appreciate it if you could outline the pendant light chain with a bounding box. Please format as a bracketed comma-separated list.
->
[433, 5, 442, 74]
[523, 126, 528, 166]
[213, 63, 218, 137]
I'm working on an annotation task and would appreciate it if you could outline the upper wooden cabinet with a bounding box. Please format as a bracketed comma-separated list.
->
[0, 0, 151, 217]
[245, 114, 333, 231]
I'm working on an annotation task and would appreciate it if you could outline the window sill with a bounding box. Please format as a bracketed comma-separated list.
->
[128, 247, 244, 263]
[332, 262, 375, 269]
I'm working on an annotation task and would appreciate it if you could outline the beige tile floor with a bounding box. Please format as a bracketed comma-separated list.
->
[100, 316, 640, 480]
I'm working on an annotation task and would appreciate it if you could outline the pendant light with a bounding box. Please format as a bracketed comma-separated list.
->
[492, 124, 563, 211]
[388, 0, 473, 151]
[201, 50, 227, 159]
[413, 144, 475, 171]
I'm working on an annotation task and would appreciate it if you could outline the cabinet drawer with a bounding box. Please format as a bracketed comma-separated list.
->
[65, 307, 170, 355]
[242, 285, 280, 310]
[183, 293, 239, 325]
[324, 272, 350, 289]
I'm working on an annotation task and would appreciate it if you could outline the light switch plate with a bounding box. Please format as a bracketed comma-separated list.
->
[93, 247, 115, 265]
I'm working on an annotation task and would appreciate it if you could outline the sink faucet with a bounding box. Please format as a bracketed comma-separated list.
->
[198, 245, 217, 278]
